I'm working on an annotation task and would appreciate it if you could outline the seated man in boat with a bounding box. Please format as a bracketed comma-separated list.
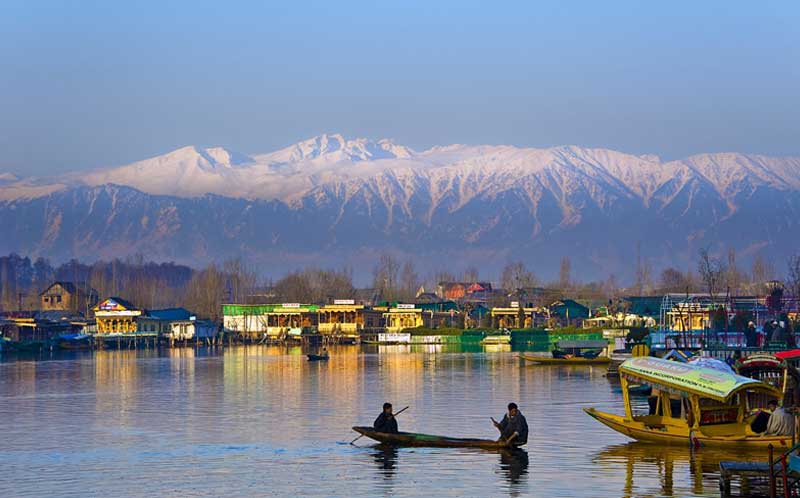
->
[492, 402, 529, 447]
[766, 400, 795, 436]
[374, 402, 399, 433]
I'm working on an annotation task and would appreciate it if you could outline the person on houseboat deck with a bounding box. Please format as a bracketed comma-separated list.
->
[766, 399, 795, 437]
[374, 402, 399, 433]
[492, 403, 529, 447]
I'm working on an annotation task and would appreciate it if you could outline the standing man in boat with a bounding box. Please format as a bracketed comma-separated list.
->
[492, 402, 529, 447]
[374, 402, 399, 433]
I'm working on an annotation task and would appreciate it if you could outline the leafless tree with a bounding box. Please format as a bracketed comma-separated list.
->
[697, 248, 726, 302]
[500, 262, 537, 292]
[559, 256, 572, 291]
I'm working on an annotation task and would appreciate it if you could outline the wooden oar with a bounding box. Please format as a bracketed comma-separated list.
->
[350, 406, 409, 445]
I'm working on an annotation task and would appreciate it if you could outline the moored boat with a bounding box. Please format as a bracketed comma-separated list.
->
[307, 354, 329, 361]
[585, 356, 792, 448]
[521, 340, 611, 365]
[351, 426, 514, 449]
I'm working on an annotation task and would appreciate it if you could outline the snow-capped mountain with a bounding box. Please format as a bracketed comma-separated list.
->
[1, 134, 799, 281]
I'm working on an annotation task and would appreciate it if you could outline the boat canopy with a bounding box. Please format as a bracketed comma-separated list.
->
[556, 340, 607, 349]
[620, 357, 782, 403]
[775, 350, 800, 361]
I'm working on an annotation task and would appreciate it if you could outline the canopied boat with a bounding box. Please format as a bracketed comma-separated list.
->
[735, 352, 800, 409]
[351, 426, 514, 449]
[584, 357, 793, 448]
[521, 340, 610, 365]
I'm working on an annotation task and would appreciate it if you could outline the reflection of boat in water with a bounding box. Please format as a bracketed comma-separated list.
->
[594, 442, 766, 498]
[352, 426, 515, 449]
[585, 357, 792, 448]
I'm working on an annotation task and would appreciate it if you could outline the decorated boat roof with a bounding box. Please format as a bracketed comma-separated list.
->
[556, 340, 608, 349]
[620, 356, 781, 402]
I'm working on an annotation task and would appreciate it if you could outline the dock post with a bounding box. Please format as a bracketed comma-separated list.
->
[769, 444, 776, 498]
[781, 454, 788, 498]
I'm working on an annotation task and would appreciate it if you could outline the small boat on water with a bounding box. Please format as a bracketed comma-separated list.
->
[585, 356, 792, 448]
[57, 333, 93, 350]
[351, 426, 514, 449]
[521, 340, 611, 365]
[307, 354, 329, 361]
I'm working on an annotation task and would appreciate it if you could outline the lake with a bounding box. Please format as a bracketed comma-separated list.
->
[0, 346, 768, 497]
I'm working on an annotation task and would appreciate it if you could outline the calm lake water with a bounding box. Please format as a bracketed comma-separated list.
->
[0, 346, 768, 497]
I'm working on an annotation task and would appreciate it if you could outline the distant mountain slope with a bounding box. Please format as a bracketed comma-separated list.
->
[0, 135, 798, 280]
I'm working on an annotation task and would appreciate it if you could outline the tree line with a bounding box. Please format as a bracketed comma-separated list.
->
[1, 247, 798, 319]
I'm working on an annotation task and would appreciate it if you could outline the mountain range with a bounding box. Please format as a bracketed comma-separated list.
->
[1, 133, 799, 283]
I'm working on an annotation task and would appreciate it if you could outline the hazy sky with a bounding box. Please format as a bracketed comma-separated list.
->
[1, 0, 799, 175]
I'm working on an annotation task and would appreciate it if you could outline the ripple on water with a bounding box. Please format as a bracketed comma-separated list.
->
[0, 347, 765, 497]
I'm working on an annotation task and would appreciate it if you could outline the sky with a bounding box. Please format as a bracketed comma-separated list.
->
[1, 0, 799, 176]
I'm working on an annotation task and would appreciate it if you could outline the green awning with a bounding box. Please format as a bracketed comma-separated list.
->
[620, 356, 781, 402]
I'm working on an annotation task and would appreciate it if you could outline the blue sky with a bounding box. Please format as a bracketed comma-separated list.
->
[1, 0, 798, 175]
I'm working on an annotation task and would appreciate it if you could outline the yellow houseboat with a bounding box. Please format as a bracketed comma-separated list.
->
[584, 357, 794, 448]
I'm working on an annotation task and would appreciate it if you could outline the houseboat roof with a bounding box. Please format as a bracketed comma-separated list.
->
[556, 340, 608, 349]
[620, 357, 781, 403]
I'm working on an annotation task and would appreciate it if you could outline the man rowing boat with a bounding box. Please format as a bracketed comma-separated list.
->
[492, 402, 529, 447]
[374, 402, 399, 433]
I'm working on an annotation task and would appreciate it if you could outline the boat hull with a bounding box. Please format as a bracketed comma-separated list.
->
[521, 354, 611, 365]
[583, 408, 794, 448]
[352, 426, 514, 449]
[307, 354, 329, 361]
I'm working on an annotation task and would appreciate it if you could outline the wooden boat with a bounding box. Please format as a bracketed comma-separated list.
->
[307, 354, 329, 361]
[351, 426, 515, 449]
[735, 352, 800, 409]
[584, 356, 793, 448]
[521, 340, 610, 365]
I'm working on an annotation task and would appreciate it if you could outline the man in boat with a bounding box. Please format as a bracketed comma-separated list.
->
[492, 403, 528, 447]
[374, 402, 399, 433]
[766, 399, 795, 436]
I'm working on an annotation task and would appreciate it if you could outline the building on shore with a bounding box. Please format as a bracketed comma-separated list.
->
[382, 303, 459, 333]
[165, 319, 217, 342]
[490, 305, 549, 329]
[222, 303, 320, 339]
[317, 301, 383, 336]
[137, 308, 193, 335]
[549, 299, 590, 326]
[39, 282, 98, 314]
[93, 297, 141, 334]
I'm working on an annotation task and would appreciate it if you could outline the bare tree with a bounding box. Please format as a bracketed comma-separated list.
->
[500, 262, 536, 292]
[634, 242, 652, 295]
[787, 254, 800, 302]
[751, 253, 775, 291]
[462, 266, 479, 283]
[659, 267, 688, 293]
[697, 248, 726, 301]
[559, 256, 572, 291]
[399, 260, 420, 300]
[372, 253, 400, 301]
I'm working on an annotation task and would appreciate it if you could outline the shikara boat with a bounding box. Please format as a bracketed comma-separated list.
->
[521, 340, 611, 365]
[735, 352, 800, 409]
[584, 356, 793, 448]
[306, 354, 329, 361]
[351, 426, 513, 449]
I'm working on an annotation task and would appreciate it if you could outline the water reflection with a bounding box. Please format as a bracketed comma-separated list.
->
[498, 448, 529, 495]
[372, 444, 399, 477]
[0, 347, 763, 497]
[594, 442, 767, 498]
